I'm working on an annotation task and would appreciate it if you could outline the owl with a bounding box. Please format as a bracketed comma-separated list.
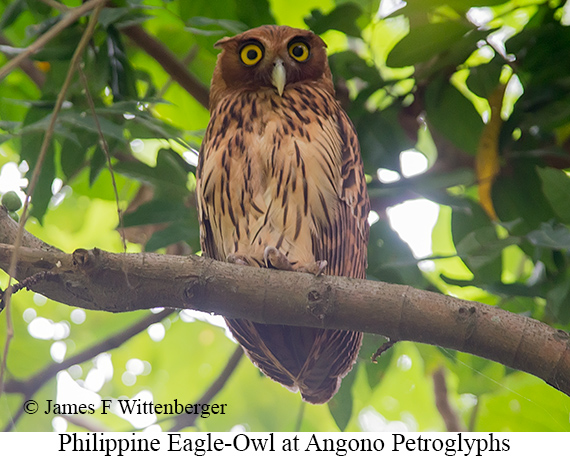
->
[196, 25, 370, 404]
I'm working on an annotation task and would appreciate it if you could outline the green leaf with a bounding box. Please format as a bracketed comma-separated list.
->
[145, 219, 199, 251]
[234, 0, 275, 28]
[0, 0, 26, 30]
[33, 27, 85, 61]
[186, 17, 247, 36]
[388, 0, 509, 22]
[493, 163, 557, 235]
[20, 105, 57, 223]
[122, 199, 187, 226]
[387, 21, 471, 68]
[328, 51, 384, 88]
[475, 371, 570, 431]
[366, 219, 426, 287]
[127, 112, 181, 140]
[114, 149, 191, 197]
[537, 167, 570, 225]
[89, 142, 110, 186]
[97, 7, 142, 29]
[58, 111, 126, 142]
[59, 130, 97, 179]
[527, 223, 570, 250]
[327, 363, 358, 431]
[546, 274, 570, 324]
[105, 26, 138, 101]
[356, 107, 414, 174]
[424, 75, 484, 155]
[452, 201, 505, 283]
[305, 3, 363, 37]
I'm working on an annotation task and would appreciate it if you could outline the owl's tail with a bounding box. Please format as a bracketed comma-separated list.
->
[225, 318, 362, 404]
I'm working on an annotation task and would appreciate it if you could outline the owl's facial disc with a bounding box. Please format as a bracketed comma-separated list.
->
[271, 58, 286, 97]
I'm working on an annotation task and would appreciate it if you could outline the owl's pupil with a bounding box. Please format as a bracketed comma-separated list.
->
[292, 46, 303, 57]
[247, 49, 258, 60]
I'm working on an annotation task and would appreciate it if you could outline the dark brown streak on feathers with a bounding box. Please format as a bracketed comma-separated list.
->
[198, 25, 369, 404]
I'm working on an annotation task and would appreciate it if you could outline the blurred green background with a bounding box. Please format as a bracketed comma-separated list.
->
[1, 0, 570, 432]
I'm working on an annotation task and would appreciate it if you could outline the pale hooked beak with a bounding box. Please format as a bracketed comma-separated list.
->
[271, 58, 286, 96]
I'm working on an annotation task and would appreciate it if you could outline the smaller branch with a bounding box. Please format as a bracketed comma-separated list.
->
[468, 398, 480, 432]
[79, 66, 127, 253]
[155, 45, 200, 100]
[0, 0, 107, 81]
[294, 401, 305, 433]
[433, 367, 464, 432]
[169, 347, 243, 432]
[0, 0, 104, 400]
[119, 24, 210, 109]
[0, 271, 58, 311]
[38, 0, 69, 11]
[371, 339, 395, 363]
[0, 35, 46, 87]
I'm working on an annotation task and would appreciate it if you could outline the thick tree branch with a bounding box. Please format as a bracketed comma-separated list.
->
[1, 207, 569, 397]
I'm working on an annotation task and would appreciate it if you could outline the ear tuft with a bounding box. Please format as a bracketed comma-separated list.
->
[214, 36, 234, 49]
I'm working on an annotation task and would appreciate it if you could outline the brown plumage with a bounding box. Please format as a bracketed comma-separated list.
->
[196, 25, 370, 403]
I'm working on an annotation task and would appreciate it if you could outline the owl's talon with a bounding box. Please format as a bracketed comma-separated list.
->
[264, 246, 294, 271]
[298, 260, 327, 276]
[227, 254, 250, 266]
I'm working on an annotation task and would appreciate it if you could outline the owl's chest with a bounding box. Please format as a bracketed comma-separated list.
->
[199, 90, 343, 261]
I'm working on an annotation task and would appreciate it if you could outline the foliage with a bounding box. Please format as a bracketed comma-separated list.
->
[1, 0, 570, 432]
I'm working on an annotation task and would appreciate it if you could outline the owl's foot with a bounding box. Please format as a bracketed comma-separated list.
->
[226, 254, 251, 266]
[297, 260, 327, 276]
[264, 246, 327, 276]
[263, 246, 293, 271]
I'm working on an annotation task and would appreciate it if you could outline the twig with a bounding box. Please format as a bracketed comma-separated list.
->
[0, 0, 104, 401]
[468, 398, 480, 432]
[0, 271, 58, 311]
[433, 367, 464, 432]
[3, 309, 174, 431]
[0, 0, 107, 82]
[0, 34, 46, 87]
[294, 401, 305, 432]
[169, 347, 243, 432]
[78, 65, 127, 254]
[371, 339, 395, 363]
[38, 0, 69, 11]
[119, 25, 210, 108]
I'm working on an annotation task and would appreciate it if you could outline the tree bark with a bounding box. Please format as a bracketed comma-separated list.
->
[1, 206, 569, 396]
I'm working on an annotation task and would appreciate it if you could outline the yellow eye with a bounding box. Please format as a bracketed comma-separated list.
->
[288, 42, 310, 62]
[240, 43, 263, 66]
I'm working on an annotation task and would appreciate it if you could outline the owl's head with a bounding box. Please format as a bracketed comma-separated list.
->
[210, 25, 333, 107]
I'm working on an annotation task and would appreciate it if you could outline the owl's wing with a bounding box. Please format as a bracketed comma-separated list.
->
[291, 103, 369, 403]
[311, 107, 370, 280]
[196, 128, 224, 262]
